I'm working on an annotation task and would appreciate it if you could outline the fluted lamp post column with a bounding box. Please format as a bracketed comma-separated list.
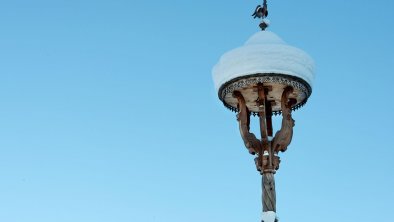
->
[212, 1, 315, 221]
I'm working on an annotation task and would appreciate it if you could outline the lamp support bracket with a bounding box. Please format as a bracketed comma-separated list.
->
[233, 84, 296, 213]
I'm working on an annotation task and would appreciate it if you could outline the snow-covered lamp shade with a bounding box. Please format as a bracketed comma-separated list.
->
[212, 31, 315, 114]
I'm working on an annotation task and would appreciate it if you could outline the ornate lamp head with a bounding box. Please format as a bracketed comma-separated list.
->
[213, 31, 315, 115]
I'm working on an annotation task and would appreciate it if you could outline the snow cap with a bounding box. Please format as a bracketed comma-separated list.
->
[261, 211, 277, 222]
[212, 31, 315, 93]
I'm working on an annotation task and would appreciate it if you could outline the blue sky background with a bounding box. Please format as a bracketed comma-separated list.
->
[0, 0, 393, 221]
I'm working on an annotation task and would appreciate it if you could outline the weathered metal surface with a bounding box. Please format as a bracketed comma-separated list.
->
[234, 85, 297, 214]
[234, 91, 262, 155]
[263, 173, 276, 212]
[272, 86, 295, 153]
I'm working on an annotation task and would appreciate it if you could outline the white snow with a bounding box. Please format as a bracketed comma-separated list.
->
[212, 31, 315, 93]
[261, 211, 277, 222]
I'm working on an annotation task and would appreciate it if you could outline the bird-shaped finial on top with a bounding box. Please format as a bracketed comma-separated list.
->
[252, 0, 269, 31]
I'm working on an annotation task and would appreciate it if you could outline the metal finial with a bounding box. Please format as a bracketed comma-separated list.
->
[252, 0, 270, 31]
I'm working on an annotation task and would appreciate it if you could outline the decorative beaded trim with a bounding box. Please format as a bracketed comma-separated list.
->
[218, 74, 312, 115]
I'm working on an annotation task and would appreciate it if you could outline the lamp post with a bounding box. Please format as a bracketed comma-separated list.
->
[212, 2, 315, 221]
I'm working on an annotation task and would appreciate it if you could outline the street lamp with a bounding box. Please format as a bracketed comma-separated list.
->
[212, 1, 315, 221]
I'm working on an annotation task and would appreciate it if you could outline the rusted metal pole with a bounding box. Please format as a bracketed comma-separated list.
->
[257, 84, 277, 213]
[265, 100, 273, 137]
[257, 84, 269, 156]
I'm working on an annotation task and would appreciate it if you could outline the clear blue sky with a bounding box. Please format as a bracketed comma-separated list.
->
[0, 1, 393, 221]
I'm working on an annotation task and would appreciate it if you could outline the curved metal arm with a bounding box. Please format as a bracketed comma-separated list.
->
[233, 91, 262, 155]
[272, 87, 296, 153]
